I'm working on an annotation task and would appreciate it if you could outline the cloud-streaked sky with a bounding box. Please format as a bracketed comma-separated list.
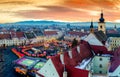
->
[0, 0, 120, 23]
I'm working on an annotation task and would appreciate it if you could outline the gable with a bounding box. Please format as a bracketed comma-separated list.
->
[84, 33, 103, 46]
[38, 59, 59, 77]
[110, 65, 120, 76]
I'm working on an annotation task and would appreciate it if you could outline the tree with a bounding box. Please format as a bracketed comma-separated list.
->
[71, 38, 78, 48]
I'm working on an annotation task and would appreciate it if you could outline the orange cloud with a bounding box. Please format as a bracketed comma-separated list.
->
[0, 0, 120, 23]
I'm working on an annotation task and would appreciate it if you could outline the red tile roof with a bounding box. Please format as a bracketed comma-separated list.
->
[0, 34, 11, 39]
[16, 32, 25, 38]
[11, 32, 25, 38]
[90, 45, 113, 55]
[66, 65, 89, 77]
[81, 40, 114, 55]
[68, 31, 88, 37]
[64, 52, 78, 67]
[50, 42, 92, 77]
[49, 39, 114, 77]
[44, 31, 57, 35]
[79, 43, 93, 59]
[109, 47, 120, 72]
[107, 29, 118, 34]
[51, 55, 64, 77]
[109, 60, 120, 72]
[11, 32, 16, 38]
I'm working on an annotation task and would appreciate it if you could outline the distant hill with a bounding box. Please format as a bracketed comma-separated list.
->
[14, 20, 66, 25]
[0, 20, 120, 28]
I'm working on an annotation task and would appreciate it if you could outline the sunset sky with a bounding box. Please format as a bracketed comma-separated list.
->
[0, 0, 120, 23]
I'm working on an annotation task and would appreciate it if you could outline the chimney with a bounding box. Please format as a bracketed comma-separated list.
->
[60, 52, 64, 64]
[68, 49, 72, 59]
[63, 65, 67, 77]
[77, 45, 80, 53]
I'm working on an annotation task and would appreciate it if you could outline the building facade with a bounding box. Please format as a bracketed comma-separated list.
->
[107, 37, 120, 51]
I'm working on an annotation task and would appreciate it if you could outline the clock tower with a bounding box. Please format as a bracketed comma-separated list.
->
[98, 11, 106, 34]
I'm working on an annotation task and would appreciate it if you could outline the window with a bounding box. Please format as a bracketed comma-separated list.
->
[99, 64, 102, 68]
[53, 73, 54, 76]
[99, 58, 102, 61]
[100, 25, 102, 29]
[45, 70, 47, 73]
[99, 71, 102, 74]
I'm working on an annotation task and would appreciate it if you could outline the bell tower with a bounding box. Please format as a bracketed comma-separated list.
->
[90, 20, 94, 33]
[98, 11, 106, 34]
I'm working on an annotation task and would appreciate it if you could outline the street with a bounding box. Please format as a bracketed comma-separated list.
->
[0, 46, 19, 77]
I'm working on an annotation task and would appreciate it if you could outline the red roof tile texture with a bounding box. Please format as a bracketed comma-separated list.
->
[66, 65, 89, 77]
[90, 45, 113, 55]
[68, 31, 88, 37]
[44, 31, 57, 35]
[16, 32, 25, 38]
[51, 42, 93, 77]
[50, 38, 115, 77]
[107, 29, 118, 34]
[109, 47, 120, 72]
[0, 34, 11, 39]
[51, 55, 64, 77]
[11, 32, 25, 38]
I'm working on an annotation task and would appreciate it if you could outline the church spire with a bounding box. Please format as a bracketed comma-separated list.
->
[90, 20, 93, 28]
[114, 24, 117, 30]
[99, 10, 105, 22]
[90, 20, 94, 33]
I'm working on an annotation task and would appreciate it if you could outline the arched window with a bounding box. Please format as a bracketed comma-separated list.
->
[99, 58, 102, 61]
[100, 25, 102, 29]
[99, 71, 102, 74]
[99, 64, 102, 68]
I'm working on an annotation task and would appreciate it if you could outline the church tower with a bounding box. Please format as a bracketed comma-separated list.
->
[114, 25, 117, 31]
[90, 20, 94, 33]
[98, 11, 106, 34]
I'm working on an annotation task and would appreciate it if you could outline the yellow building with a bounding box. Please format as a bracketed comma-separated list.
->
[107, 37, 120, 51]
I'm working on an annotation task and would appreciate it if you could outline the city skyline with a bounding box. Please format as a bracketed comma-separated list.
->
[0, 0, 120, 23]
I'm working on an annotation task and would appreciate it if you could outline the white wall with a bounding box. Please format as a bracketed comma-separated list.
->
[109, 65, 120, 76]
[37, 59, 59, 77]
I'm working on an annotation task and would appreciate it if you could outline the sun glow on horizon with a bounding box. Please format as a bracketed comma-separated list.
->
[114, 20, 120, 23]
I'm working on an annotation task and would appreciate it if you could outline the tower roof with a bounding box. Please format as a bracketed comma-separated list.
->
[99, 11, 105, 22]
[114, 25, 117, 29]
[90, 21, 93, 28]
